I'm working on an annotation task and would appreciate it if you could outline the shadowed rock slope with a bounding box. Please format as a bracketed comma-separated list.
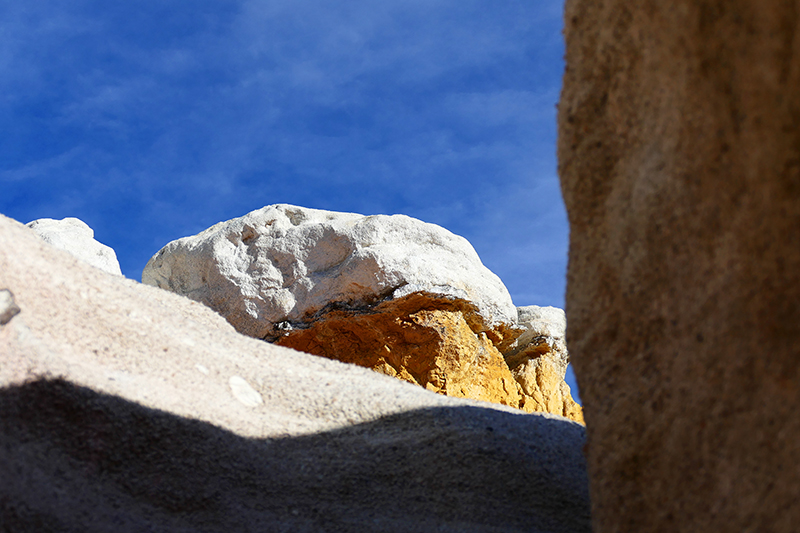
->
[0, 214, 590, 532]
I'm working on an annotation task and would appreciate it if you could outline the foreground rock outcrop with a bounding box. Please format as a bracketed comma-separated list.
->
[0, 213, 590, 532]
[27, 217, 122, 276]
[559, 1, 800, 531]
[142, 204, 582, 421]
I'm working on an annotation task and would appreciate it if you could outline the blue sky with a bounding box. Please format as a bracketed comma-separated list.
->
[1, 1, 577, 398]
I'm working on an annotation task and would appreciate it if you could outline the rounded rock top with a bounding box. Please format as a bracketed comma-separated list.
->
[143, 204, 517, 339]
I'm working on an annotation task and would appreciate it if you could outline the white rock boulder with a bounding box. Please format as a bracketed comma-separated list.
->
[27, 217, 122, 276]
[142, 204, 517, 340]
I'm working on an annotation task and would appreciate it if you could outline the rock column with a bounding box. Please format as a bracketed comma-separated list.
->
[559, 1, 800, 531]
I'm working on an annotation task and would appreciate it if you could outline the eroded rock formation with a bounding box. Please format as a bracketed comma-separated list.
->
[0, 213, 591, 532]
[142, 204, 582, 422]
[505, 306, 583, 422]
[559, 1, 800, 531]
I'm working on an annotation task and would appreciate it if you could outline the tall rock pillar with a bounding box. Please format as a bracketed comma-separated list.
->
[558, 1, 800, 531]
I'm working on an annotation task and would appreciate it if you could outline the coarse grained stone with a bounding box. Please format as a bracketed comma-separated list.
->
[559, 1, 800, 531]
[142, 204, 572, 415]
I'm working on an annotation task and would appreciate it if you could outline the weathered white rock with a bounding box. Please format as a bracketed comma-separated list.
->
[504, 306, 582, 422]
[142, 204, 517, 341]
[0, 213, 591, 532]
[26, 217, 122, 276]
[511, 306, 568, 358]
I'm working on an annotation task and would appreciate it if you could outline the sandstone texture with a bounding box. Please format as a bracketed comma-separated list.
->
[27, 217, 122, 276]
[276, 293, 522, 408]
[505, 306, 583, 423]
[0, 213, 591, 532]
[559, 1, 800, 531]
[142, 205, 582, 422]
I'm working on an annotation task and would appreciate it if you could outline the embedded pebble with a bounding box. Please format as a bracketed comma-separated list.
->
[0, 290, 21, 325]
[229, 376, 263, 407]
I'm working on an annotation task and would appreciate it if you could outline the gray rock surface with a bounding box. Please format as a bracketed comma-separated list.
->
[26, 217, 122, 276]
[0, 213, 591, 532]
[559, 1, 800, 531]
[142, 204, 517, 341]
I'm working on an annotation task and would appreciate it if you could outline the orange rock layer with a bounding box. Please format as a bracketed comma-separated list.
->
[276, 295, 583, 423]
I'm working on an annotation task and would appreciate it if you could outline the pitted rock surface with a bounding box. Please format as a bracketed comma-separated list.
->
[142, 204, 517, 341]
[277, 292, 522, 408]
[142, 205, 582, 421]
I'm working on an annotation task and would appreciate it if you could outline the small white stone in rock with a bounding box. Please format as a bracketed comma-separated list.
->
[0, 289, 21, 325]
[229, 375, 263, 407]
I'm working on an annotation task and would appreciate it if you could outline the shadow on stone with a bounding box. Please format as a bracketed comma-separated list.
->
[0, 378, 590, 533]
